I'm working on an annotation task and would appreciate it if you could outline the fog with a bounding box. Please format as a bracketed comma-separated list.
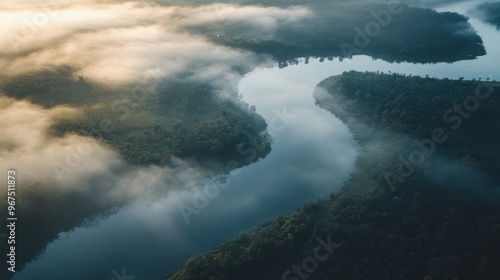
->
[0, 0, 351, 278]
[0, 93, 211, 278]
[8, 59, 358, 280]
[1, 0, 498, 279]
[0, 1, 309, 91]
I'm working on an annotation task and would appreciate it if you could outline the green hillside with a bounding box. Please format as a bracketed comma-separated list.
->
[165, 72, 500, 280]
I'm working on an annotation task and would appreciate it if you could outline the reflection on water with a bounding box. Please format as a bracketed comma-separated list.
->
[13, 1, 500, 279]
[13, 56, 359, 280]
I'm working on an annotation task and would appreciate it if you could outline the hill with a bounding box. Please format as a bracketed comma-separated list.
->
[165, 71, 500, 280]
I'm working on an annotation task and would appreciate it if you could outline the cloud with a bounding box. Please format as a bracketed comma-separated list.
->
[0, 0, 315, 206]
[181, 4, 312, 29]
[0, 94, 210, 275]
[0, 92, 213, 201]
[0, 0, 312, 275]
[0, 1, 310, 89]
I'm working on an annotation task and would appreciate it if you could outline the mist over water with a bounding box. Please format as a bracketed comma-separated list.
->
[11, 57, 360, 280]
[8, 1, 500, 279]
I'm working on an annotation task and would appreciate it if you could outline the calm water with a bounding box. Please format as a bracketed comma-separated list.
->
[13, 1, 500, 279]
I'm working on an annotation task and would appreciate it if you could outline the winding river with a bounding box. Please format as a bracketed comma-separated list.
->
[13, 1, 500, 279]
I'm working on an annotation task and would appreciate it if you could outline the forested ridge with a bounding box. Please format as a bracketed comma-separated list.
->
[191, 2, 486, 65]
[165, 72, 500, 280]
[0, 1, 487, 172]
[0, 67, 271, 170]
[0, 0, 495, 279]
[51, 79, 271, 169]
[315, 71, 500, 181]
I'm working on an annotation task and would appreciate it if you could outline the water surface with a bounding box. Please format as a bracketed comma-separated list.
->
[13, 1, 500, 279]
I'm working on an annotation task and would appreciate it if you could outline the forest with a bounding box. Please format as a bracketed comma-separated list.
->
[165, 72, 500, 280]
[315, 71, 500, 182]
[0, 1, 486, 173]
[188, 2, 486, 65]
[0, 1, 496, 279]
[51, 79, 271, 171]
[0, 67, 271, 171]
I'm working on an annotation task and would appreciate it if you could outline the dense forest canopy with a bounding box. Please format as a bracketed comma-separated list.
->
[52, 79, 271, 169]
[0, 1, 486, 172]
[165, 72, 500, 280]
[316, 71, 500, 182]
[0, 68, 271, 171]
[187, 2, 486, 64]
[0, 0, 496, 279]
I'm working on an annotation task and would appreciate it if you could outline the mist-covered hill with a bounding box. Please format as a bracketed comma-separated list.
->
[0, 0, 492, 278]
[165, 71, 500, 280]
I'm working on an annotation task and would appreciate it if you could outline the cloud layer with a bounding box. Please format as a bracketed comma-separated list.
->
[0, 1, 310, 88]
[0, 1, 315, 274]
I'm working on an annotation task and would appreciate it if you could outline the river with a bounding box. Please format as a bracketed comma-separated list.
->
[12, 1, 500, 279]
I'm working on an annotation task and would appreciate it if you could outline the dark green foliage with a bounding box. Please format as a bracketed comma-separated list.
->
[165, 72, 500, 280]
[190, 2, 486, 64]
[166, 186, 500, 279]
[316, 71, 500, 180]
[2, 67, 271, 169]
[0, 67, 102, 108]
[53, 80, 271, 169]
